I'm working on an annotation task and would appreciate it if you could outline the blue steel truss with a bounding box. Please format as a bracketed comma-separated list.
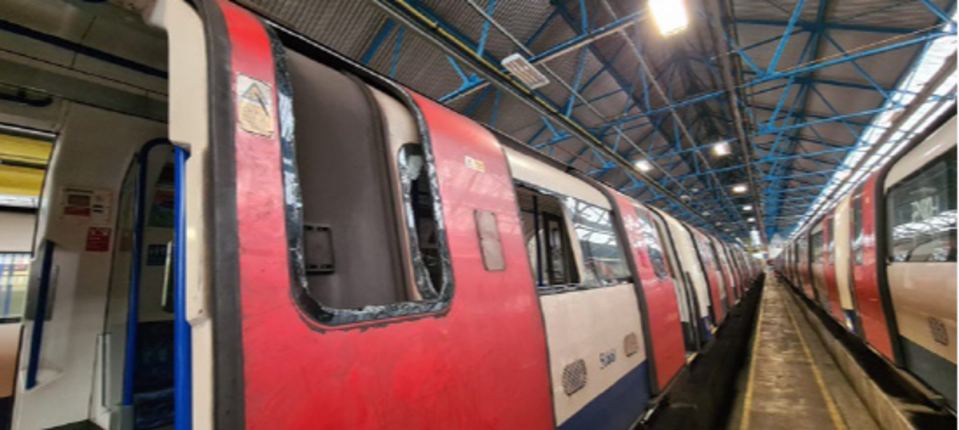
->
[366, 0, 956, 245]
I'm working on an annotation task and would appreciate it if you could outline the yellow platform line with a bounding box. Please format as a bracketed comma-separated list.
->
[739, 285, 765, 430]
[783, 294, 848, 430]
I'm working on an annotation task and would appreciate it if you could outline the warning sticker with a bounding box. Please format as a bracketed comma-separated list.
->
[236, 74, 275, 137]
[465, 156, 485, 173]
[85, 227, 112, 252]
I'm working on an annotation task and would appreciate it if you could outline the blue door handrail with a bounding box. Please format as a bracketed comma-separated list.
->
[25, 240, 55, 390]
[121, 138, 171, 407]
[172, 146, 191, 430]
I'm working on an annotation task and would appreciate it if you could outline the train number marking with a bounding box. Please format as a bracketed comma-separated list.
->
[599, 349, 617, 369]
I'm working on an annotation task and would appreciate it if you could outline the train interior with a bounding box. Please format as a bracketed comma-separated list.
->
[0, 1, 206, 429]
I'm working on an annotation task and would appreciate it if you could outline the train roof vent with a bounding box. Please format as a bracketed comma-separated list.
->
[501, 54, 550, 90]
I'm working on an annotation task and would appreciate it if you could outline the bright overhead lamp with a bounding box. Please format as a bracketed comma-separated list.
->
[502, 53, 550, 89]
[635, 159, 654, 172]
[649, 0, 689, 36]
[834, 170, 851, 179]
[732, 183, 748, 194]
[743, 205, 753, 211]
[747, 217, 756, 222]
[702, 211, 710, 216]
[712, 140, 731, 157]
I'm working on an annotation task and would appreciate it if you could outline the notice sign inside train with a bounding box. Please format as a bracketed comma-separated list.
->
[237, 74, 275, 137]
[60, 187, 111, 225]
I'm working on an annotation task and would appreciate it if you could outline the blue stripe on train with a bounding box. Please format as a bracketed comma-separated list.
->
[558, 361, 650, 430]
[842, 310, 857, 334]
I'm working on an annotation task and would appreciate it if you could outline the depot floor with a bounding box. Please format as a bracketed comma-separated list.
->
[726, 279, 879, 430]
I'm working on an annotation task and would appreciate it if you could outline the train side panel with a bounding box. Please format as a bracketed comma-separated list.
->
[882, 118, 957, 409]
[851, 176, 898, 362]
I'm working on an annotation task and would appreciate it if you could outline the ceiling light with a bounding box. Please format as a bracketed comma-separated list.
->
[635, 159, 653, 172]
[747, 217, 756, 222]
[732, 184, 748, 194]
[649, 0, 689, 36]
[502, 53, 550, 89]
[743, 205, 753, 211]
[680, 194, 691, 201]
[702, 211, 710, 216]
[834, 170, 850, 179]
[712, 140, 731, 156]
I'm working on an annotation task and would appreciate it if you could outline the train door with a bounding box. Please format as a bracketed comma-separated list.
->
[834, 195, 862, 333]
[822, 213, 844, 323]
[619, 201, 686, 390]
[810, 222, 830, 310]
[509, 151, 649, 428]
[797, 232, 813, 298]
[10, 1, 211, 428]
[648, 209, 706, 354]
[707, 238, 732, 312]
[655, 210, 715, 342]
[689, 229, 725, 324]
[883, 137, 957, 410]
[851, 178, 900, 363]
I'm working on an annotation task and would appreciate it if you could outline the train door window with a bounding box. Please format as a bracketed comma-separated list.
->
[811, 231, 825, 263]
[285, 50, 451, 322]
[516, 185, 578, 289]
[852, 189, 865, 266]
[886, 149, 957, 263]
[0, 253, 30, 320]
[564, 198, 631, 286]
[633, 205, 670, 280]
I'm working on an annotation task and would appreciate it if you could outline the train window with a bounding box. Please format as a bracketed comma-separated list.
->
[516, 185, 579, 289]
[0, 253, 30, 320]
[284, 49, 452, 324]
[852, 192, 865, 266]
[887, 149, 957, 263]
[811, 231, 825, 263]
[565, 198, 631, 286]
[633, 205, 670, 280]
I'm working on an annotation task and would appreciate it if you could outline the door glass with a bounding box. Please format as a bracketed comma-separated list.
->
[102, 145, 177, 429]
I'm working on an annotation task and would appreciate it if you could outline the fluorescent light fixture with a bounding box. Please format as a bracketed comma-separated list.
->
[502, 53, 550, 89]
[743, 205, 753, 211]
[712, 140, 731, 156]
[732, 183, 748, 193]
[834, 170, 850, 179]
[680, 194, 691, 201]
[702, 211, 710, 216]
[649, 0, 689, 36]
[635, 159, 653, 172]
[747, 217, 756, 222]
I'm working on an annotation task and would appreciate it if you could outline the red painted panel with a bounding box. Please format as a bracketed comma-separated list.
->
[851, 175, 896, 361]
[219, 4, 554, 427]
[822, 212, 844, 322]
[614, 196, 685, 391]
[691, 229, 724, 323]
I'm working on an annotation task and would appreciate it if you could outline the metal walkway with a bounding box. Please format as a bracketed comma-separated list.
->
[728, 278, 879, 430]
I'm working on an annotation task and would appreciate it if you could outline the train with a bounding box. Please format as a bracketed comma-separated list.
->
[4, 1, 762, 429]
[774, 113, 956, 412]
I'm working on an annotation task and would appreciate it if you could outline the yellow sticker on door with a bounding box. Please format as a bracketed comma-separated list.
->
[465, 156, 485, 173]
[237, 74, 275, 137]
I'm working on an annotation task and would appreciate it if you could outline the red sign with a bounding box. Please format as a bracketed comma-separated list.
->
[85, 227, 112, 252]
